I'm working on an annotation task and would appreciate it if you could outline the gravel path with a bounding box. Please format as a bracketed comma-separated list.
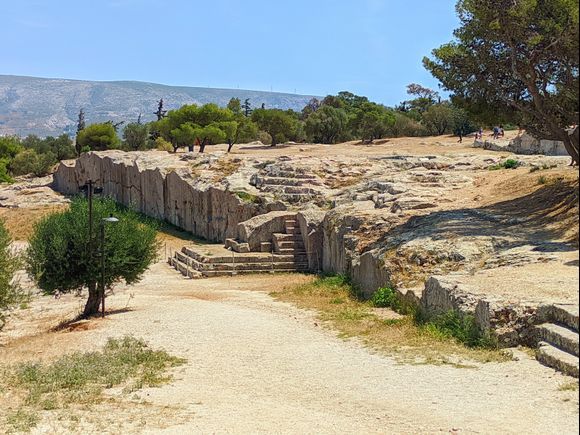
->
[2, 261, 579, 434]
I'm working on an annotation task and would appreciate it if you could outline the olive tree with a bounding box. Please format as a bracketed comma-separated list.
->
[26, 197, 159, 317]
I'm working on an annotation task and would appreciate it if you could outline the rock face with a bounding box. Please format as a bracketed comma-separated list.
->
[53, 151, 270, 242]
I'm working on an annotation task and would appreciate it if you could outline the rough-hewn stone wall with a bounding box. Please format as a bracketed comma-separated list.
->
[53, 151, 270, 242]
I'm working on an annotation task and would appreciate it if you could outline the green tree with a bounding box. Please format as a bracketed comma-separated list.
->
[77, 123, 121, 152]
[423, 0, 579, 164]
[26, 197, 159, 317]
[251, 109, 297, 146]
[305, 105, 348, 143]
[227, 97, 242, 115]
[242, 98, 252, 117]
[9, 149, 56, 177]
[170, 123, 196, 152]
[75, 108, 86, 156]
[123, 122, 150, 151]
[351, 103, 395, 142]
[422, 103, 455, 135]
[0, 136, 23, 160]
[23, 134, 75, 161]
[0, 219, 23, 330]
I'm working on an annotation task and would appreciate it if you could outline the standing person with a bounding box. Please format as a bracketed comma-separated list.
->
[456, 127, 463, 143]
[499, 125, 505, 137]
[493, 126, 499, 140]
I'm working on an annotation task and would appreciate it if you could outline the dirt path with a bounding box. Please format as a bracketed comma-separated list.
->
[2, 260, 578, 434]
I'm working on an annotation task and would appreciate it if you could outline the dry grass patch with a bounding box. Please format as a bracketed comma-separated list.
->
[211, 158, 242, 182]
[0, 206, 67, 241]
[0, 336, 186, 432]
[270, 275, 509, 366]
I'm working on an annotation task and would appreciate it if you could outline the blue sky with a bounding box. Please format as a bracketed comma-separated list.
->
[0, 0, 459, 106]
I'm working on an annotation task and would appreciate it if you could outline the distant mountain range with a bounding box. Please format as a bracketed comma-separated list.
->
[0, 75, 317, 137]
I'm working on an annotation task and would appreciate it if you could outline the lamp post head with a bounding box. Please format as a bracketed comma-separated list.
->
[102, 216, 119, 223]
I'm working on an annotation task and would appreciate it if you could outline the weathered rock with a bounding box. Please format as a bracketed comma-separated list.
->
[297, 209, 326, 272]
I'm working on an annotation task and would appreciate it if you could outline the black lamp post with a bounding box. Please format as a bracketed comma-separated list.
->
[100, 216, 119, 318]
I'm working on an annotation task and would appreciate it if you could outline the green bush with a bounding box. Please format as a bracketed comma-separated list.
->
[371, 286, 399, 308]
[0, 158, 13, 183]
[9, 149, 56, 177]
[488, 158, 521, 170]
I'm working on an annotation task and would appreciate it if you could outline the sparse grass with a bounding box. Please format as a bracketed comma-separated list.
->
[0, 206, 67, 241]
[211, 158, 242, 182]
[234, 191, 261, 204]
[558, 380, 579, 392]
[270, 275, 509, 366]
[0, 336, 186, 432]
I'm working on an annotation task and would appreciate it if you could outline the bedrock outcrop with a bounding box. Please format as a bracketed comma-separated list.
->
[53, 151, 276, 242]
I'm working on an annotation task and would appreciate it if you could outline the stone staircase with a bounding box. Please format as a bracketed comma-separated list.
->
[169, 218, 309, 278]
[534, 304, 579, 378]
[250, 165, 325, 204]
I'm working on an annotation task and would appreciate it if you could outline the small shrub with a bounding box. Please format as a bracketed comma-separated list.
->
[371, 286, 400, 309]
[538, 175, 548, 185]
[488, 159, 521, 170]
[155, 137, 173, 152]
[419, 310, 493, 348]
[256, 130, 272, 145]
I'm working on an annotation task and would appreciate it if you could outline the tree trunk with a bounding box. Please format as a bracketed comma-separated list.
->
[562, 132, 579, 166]
[83, 282, 100, 317]
[227, 140, 234, 153]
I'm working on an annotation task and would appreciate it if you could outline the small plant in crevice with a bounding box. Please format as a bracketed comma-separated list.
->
[488, 158, 521, 170]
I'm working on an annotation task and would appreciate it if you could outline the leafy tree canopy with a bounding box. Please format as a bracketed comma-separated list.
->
[423, 0, 579, 163]
[26, 197, 159, 316]
[77, 123, 121, 152]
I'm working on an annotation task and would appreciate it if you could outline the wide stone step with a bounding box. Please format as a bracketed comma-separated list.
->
[536, 341, 579, 378]
[277, 248, 307, 255]
[195, 261, 310, 272]
[169, 256, 202, 279]
[272, 233, 302, 242]
[202, 267, 310, 278]
[280, 193, 319, 203]
[285, 227, 301, 235]
[550, 304, 579, 332]
[535, 323, 579, 356]
[275, 240, 305, 250]
[256, 177, 322, 187]
[182, 246, 301, 264]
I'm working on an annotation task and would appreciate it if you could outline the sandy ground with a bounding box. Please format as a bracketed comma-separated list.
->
[1, 260, 578, 435]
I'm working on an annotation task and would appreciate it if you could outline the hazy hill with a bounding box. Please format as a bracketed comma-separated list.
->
[0, 75, 317, 137]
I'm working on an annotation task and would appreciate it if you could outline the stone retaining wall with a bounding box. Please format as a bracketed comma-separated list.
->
[53, 151, 272, 242]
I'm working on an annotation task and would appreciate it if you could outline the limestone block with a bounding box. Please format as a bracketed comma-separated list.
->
[237, 211, 297, 251]
[297, 209, 326, 272]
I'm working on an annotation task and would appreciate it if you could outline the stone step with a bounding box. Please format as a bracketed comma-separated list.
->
[260, 242, 273, 252]
[181, 246, 301, 264]
[535, 323, 579, 356]
[550, 304, 579, 332]
[192, 260, 309, 272]
[285, 226, 301, 235]
[280, 193, 319, 203]
[202, 267, 309, 278]
[275, 240, 305, 250]
[536, 341, 579, 378]
[169, 256, 202, 279]
[272, 233, 302, 242]
[277, 248, 307, 255]
[225, 238, 250, 253]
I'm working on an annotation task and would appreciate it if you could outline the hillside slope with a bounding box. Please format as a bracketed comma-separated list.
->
[0, 75, 316, 137]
